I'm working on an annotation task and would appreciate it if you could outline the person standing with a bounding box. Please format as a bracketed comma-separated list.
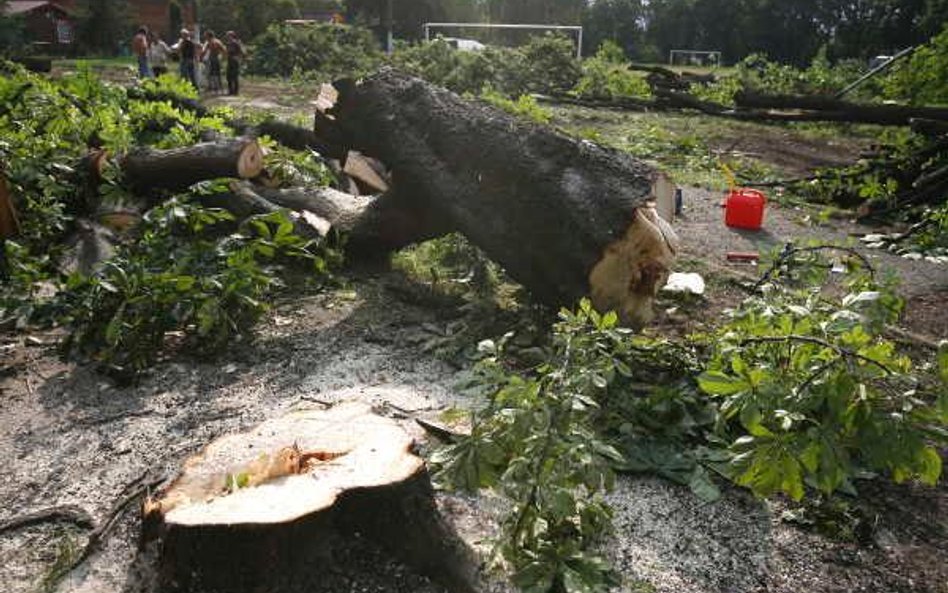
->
[132, 27, 151, 78]
[148, 31, 171, 78]
[201, 30, 226, 94]
[225, 31, 245, 96]
[174, 29, 198, 89]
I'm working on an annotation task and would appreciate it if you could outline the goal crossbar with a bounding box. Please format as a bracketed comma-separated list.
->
[423, 22, 583, 58]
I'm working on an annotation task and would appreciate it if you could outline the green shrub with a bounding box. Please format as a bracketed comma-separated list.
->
[480, 89, 552, 124]
[434, 246, 947, 592]
[392, 33, 579, 97]
[520, 33, 581, 94]
[884, 26, 948, 105]
[246, 23, 383, 79]
[61, 200, 337, 377]
[573, 41, 651, 100]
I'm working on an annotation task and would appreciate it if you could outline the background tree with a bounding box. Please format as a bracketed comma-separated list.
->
[0, 0, 25, 56]
[199, 0, 300, 39]
[75, 0, 132, 55]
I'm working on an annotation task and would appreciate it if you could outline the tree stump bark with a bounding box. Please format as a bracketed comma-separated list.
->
[122, 137, 264, 194]
[142, 403, 481, 593]
[330, 70, 679, 325]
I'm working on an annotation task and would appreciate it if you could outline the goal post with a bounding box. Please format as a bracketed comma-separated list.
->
[669, 50, 722, 68]
[422, 23, 584, 58]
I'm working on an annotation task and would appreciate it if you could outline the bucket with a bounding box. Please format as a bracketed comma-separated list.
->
[724, 188, 766, 230]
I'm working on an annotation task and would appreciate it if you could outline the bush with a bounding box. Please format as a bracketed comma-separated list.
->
[573, 41, 651, 100]
[884, 26, 948, 105]
[246, 23, 382, 79]
[519, 33, 581, 94]
[434, 245, 948, 592]
[61, 200, 336, 378]
[392, 33, 580, 97]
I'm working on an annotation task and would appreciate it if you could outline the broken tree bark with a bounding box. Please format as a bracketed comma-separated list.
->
[331, 70, 678, 325]
[121, 137, 264, 194]
[142, 403, 481, 593]
[253, 184, 454, 253]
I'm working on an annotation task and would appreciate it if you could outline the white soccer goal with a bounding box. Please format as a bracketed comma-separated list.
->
[422, 23, 584, 58]
[669, 50, 722, 68]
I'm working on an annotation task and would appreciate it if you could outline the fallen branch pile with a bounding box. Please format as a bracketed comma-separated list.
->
[540, 65, 948, 127]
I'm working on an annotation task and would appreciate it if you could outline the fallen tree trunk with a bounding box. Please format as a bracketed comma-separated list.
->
[733, 91, 948, 125]
[331, 70, 678, 325]
[121, 137, 264, 194]
[142, 403, 481, 593]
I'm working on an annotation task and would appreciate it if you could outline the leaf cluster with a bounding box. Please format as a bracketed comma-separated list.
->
[245, 22, 383, 79]
[60, 199, 336, 379]
[434, 246, 947, 592]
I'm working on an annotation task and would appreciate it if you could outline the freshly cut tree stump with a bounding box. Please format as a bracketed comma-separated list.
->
[122, 137, 264, 193]
[142, 403, 481, 593]
[330, 70, 678, 325]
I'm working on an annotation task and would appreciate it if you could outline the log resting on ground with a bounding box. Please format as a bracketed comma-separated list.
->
[142, 402, 481, 593]
[121, 137, 264, 194]
[331, 70, 679, 325]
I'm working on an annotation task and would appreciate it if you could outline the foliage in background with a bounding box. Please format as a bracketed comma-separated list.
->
[392, 33, 580, 97]
[480, 90, 552, 124]
[884, 26, 948, 106]
[0, 0, 23, 57]
[74, 0, 132, 55]
[573, 41, 651, 100]
[200, 0, 301, 40]
[434, 246, 948, 592]
[735, 49, 867, 96]
[246, 22, 382, 79]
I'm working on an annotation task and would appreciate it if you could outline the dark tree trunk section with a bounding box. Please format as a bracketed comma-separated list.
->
[142, 404, 482, 593]
[255, 184, 450, 254]
[331, 70, 677, 324]
[121, 137, 263, 194]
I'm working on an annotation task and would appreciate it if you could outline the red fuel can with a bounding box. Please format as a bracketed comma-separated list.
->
[724, 188, 766, 230]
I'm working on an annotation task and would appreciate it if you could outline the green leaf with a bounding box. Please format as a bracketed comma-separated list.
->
[698, 371, 750, 396]
[916, 446, 942, 486]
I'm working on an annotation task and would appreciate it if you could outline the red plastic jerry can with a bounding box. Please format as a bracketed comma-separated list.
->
[724, 188, 766, 230]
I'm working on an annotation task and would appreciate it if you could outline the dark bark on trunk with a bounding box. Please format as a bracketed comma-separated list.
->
[332, 70, 677, 324]
[121, 137, 263, 194]
[254, 184, 450, 253]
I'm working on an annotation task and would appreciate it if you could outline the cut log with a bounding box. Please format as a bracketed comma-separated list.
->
[142, 402, 481, 593]
[332, 70, 678, 325]
[121, 137, 264, 194]
[252, 184, 450, 251]
[343, 150, 390, 194]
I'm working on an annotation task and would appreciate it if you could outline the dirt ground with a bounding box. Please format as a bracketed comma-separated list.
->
[2, 79, 947, 593]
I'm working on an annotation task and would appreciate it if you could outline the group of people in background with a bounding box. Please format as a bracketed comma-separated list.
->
[131, 26, 245, 95]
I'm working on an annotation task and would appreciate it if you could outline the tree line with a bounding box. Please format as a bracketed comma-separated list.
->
[1, 0, 946, 64]
[357, 0, 948, 64]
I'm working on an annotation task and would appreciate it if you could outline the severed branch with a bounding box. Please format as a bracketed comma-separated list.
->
[753, 244, 875, 292]
[0, 505, 95, 536]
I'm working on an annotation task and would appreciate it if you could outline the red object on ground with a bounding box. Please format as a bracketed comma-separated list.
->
[724, 188, 767, 230]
